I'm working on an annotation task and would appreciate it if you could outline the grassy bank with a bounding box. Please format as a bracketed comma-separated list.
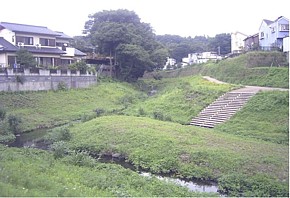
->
[0, 145, 214, 197]
[144, 51, 289, 88]
[124, 75, 237, 124]
[0, 80, 146, 132]
[215, 91, 289, 144]
[67, 115, 289, 196]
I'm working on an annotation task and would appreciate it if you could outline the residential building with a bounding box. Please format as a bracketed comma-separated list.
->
[182, 52, 222, 65]
[231, 31, 248, 54]
[0, 22, 86, 68]
[259, 16, 289, 51]
[243, 33, 259, 51]
[163, 57, 176, 69]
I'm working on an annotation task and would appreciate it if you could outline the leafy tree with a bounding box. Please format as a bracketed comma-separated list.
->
[208, 33, 231, 55]
[16, 49, 37, 68]
[83, 9, 167, 81]
[116, 44, 154, 81]
[150, 48, 170, 70]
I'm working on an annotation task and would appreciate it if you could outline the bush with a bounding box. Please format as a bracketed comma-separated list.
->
[57, 81, 68, 91]
[50, 141, 70, 159]
[153, 111, 164, 120]
[0, 107, 6, 121]
[44, 127, 72, 143]
[62, 151, 96, 167]
[94, 108, 105, 117]
[7, 115, 22, 134]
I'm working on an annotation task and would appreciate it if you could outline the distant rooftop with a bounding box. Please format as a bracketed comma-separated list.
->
[0, 22, 60, 36]
[55, 31, 73, 39]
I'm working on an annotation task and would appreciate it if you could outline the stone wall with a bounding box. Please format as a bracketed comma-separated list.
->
[0, 68, 97, 92]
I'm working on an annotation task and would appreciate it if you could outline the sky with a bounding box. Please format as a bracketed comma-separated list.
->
[0, 0, 289, 38]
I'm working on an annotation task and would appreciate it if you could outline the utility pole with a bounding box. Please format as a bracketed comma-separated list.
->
[217, 46, 220, 56]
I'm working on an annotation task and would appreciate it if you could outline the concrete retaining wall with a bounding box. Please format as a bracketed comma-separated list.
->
[0, 68, 97, 92]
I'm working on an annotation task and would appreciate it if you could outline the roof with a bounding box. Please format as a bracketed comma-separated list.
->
[74, 48, 86, 56]
[55, 31, 73, 40]
[0, 22, 60, 36]
[0, 37, 19, 52]
[24, 46, 66, 54]
[263, 19, 274, 25]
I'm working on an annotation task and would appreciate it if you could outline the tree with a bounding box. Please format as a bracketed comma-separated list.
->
[16, 49, 36, 68]
[208, 33, 231, 55]
[116, 44, 154, 81]
[84, 9, 167, 81]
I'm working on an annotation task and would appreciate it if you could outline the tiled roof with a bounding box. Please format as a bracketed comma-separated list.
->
[75, 48, 86, 56]
[0, 37, 19, 52]
[0, 22, 60, 36]
[55, 31, 73, 39]
[24, 46, 66, 54]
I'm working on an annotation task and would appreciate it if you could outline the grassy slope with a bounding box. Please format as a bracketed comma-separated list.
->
[215, 91, 289, 144]
[124, 75, 237, 124]
[0, 81, 145, 131]
[67, 115, 288, 196]
[147, 51, 289, 88]
[0, 145, 212, 197]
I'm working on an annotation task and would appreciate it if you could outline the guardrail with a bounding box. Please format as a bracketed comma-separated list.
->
[0, 68, 96, 76]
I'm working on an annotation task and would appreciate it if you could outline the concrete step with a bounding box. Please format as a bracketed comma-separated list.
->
[190, 91, 256, 128]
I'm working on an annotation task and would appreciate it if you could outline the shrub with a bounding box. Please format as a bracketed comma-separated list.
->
[153, 111, 164, 120]
[0, 107, 6, 121]
[7, 115, 22, 134]
[44, 127, 72, 143]
[94, 108, 105, 117]
[50, 141, 70, 159]
[57, 81, 68, 91]
[62, 151, 96, 167]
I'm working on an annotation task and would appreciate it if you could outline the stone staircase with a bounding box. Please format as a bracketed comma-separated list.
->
[190, 91, 256, 128]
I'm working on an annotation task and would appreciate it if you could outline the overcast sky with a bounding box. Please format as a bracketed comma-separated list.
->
[0, 0, 289, 38]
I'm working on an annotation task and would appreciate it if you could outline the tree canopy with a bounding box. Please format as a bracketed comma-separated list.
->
[83, 9, 168, 81]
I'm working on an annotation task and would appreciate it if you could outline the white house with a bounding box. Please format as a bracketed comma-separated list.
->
[182, 52, 222, 65]
[0, 22, 86, 68]
[163, 57, 176, 69]
[231, 31, 248, 54]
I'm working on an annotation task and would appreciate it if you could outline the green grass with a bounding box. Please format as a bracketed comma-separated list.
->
[0, 81, 146, 131]
[146, 51, 289, 88]
[67, 115, 289, 196]
[0, 145, 214, 197]
[215, 91, 289, 144]
[124, 75, 237, 124]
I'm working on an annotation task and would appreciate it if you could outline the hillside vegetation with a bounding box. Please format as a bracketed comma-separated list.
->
[0, 55, 289, 196]
[144, 51, 289, 88]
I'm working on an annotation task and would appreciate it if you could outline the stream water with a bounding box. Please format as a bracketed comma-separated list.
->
[7, 128, 221, 195]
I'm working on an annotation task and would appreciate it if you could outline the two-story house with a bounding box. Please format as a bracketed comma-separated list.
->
[259, 16, 289, 51]
[0, 22, 86, 68]
[231, 31, 248, 54]
[243, 33, 259, 51]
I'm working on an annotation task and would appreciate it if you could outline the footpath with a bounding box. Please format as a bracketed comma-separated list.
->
[190, 76, 288, 128]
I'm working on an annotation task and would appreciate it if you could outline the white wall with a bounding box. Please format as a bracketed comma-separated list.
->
[0, 29, 15, 44]
[0, 54, 6, 67]
[283, 37, 289, 52]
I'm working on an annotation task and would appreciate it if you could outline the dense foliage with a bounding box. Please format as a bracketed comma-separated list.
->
[156, 33, 231, 62]
[83, 9, 169, 81]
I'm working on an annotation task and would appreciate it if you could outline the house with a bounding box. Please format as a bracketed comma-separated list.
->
[243, 33, 259, 51]
[182, 52, 222, 65]
[259, 16, 289, 51]
[0, 22, 86, 68]
[231, 31, 248, 54]
[163, 57, 176, 70]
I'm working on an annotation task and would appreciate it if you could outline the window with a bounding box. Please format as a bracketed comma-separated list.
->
[271, 27, 275, 33]
[279, 24, 289, 31]
[260, 32, 264, 39]
[15, 36, 34, 45]
[40, 38, 56, 46]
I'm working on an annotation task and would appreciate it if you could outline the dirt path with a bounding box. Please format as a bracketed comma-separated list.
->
[203, 76, 289, 93]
